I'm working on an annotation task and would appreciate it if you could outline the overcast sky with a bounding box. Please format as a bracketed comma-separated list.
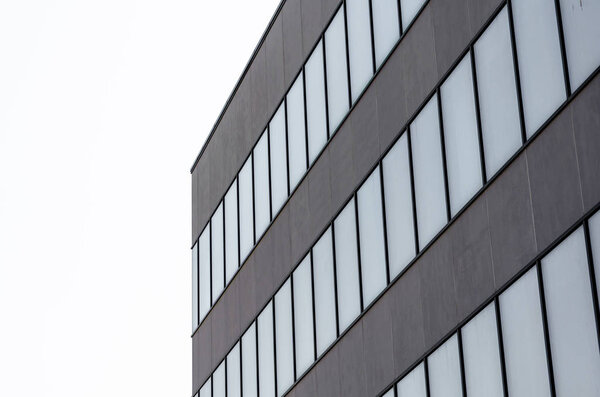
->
[0, 1, 280, 395]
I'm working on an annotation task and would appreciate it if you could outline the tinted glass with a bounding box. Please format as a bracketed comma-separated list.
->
[441, 53, 482, 215]
[347, 0, 374, 102]
[410, 95, 447, 248]
[428, 334, 463, 397]
[293, 255, 315, 376]
[275, 279, 294, 396]
[333, 198, 361, 331]
[382, 133, 415, 277]
[224, 181, 239, 284]
[558, 0, 600, 89]
[199, 225, 211, 321]
[211, 202, 224, 303]
[474, 7, 522, 177]
[192, 242, 198, 329]
[312, 227, 337, 356]
[357, 167, 388, 306]
[400, 0, 426, 32]
[287, 72, 308, 191]
[462, 303, 504, 397]
[542, 227, 600, 396]
[325, 6, 350, 133]
[239, 156, 254, 262]
[396, 362, 426, 397]
[213, 361, 225, 397]
[241, 323, 258, 397]
[305, 40, 328, 165]
[227, 342, 241, 397]
[254, 132, 271, 240]
[512, 0, 566, 136]
[499, 267, 550, 397]
[258, 302, 276, 397]
[372, 0, 400, 68]
[270, 102, 288, 216]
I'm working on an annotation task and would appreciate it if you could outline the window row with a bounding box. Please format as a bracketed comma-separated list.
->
[383, 214, 600, 397]
[193, 0, 600, 331]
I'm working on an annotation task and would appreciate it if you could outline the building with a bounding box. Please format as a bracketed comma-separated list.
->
[190, 0, 600, 396]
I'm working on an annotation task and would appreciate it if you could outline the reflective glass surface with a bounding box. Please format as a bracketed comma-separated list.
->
[312, 227, 337, 356]
[199, 225, 211, 321]
[293, 255, 315, 375]
[325, 6, 350, 133]
[346, 0, 374, 102]
[192, 242, 198, 329]
[287, 72, 308, 191]
[372, 0, 400, 68]
[270, 102, 288, 216]
[258, 302, 276, 397]
[224, 181, 239, 284]
[213, 361, 225, 397]
[211, 202, 224, 303]
[254, 132, 271, 240]
[239, 156, 254, 262]
[396, 362, 427, 397]
[227, 342, 241, 397]
[305, 41, 328, 165]
[428, 334, 463, 397]
[275, 279, 294, 396]
[241, 323, 258, 397]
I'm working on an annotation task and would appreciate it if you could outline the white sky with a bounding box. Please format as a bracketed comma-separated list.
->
[0, 1, 280, 395]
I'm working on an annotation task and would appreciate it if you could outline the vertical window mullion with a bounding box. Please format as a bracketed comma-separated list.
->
[272, 299, 278, 397]
[406, 128, 420, 254]
[209, 221, 213, 306]
[237, 177, 241, 268]
[342, 1, 353, 110]
[506, 0, 527, 144]
[330, 222, 342, 337]
[469, 47, 487, 185]
[267, 127, 273, 222]
[379, 164, 391, 285]
[284, 99, 291, 197]
[553, 0, 572, 97]
[309, 250, 318, 361]
[302, 67, 310, 170]
[396, 0, 402, 33]
[321, 37, 331, 140]
[494, 298, 509, 397]
[536, 263, 558, 397]
[290, 274, 298, 382]
[583, 220, 600, 353]
[436, 90, 451, 222]
[457, 329, 467, 397]
[368, 0, 377, 73]
[353, 194, 366, 311]
[223, 199, 227, 288]
[424, 357, 431, 397]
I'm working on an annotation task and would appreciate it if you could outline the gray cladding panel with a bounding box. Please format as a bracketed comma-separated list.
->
[289, 182, 312, 266]
[192, 316, 212, 392]
[316, 348, 341, 397]
[282, 0, 304, 87]
[308, 148, 333, 236]
[337, 324, 367, 397]
[431, 0, 472, 77]
[266, 16, 285, 113]
[293, 371, 317, 397]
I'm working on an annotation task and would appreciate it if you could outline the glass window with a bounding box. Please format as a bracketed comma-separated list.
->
[382, 389, 395, 397]
[313, 227, 337, 356]
[333, 198, 361, 331]
[275, 279, 295, 396]
[199, 225, 211, 321]
[211, 202, 225, 303]
[400, 0, 426, 32]
[372, 0, 400, 69]
[239, 156, 254, 263]
[258, 301, 276, 397]
[474, 7, 522, 177]
[382, 133, 415, 277]
[192, 242, 198, 330]
[293, 254, 315, 376]
[427, 334, 463, 397]
[441, 53, 482, 215]
[558, 0, 600, 90]
[462, 303, 504, 397]
[396, 362, 427, 397]
[213, 361, 226, 397]
[357, 166, 388, 306]
[499, 267, 550, 397]
[305, 40, 328, 165]
[347, 0, 374, 102]
[512, 0, 566, 136]
[227, 342, 241, 397]
[287, 72, 308, 191]
[224, 181, 239, 284]
[542, 227, 600, 396]
[241, 323, 258, 397]
[325, 6, 350, 133]
[254, 132, 271, 240]
[410, 95, 448, 248]
[199, 378, 211, 397]
[588, 211, 600, 298]
[270, 102, 289, 216]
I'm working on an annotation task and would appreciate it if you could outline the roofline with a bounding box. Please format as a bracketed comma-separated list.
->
[190, 0, 287, 173]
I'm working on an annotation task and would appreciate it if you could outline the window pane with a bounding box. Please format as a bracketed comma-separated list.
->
[213, 361, 226, 397]
[542, 227, 600, 396]
[227, 342, 241, 397]
[372, 0, 400, 69]
[396, 362, 426, 397]
[499, 267, 550, 397]
[441, 53, 482, 215]
[270, 102, 288, 216]
[428, 334, 463, 397]
[242, 323, 258, 397]
[512, 0, 566, 136]
[559, 0, 600, 89]
[382, 389, 395, 397]
[305, 40, 328, 165]
[239, 156, 254, 262]
[400, 0, 426, 32]
[588, 211, 600, 299]
[462, 303, 504, 397]
[357, 166, 388, 306]
[474, 7, 522, 177]
[275, 279, 294, 396]
[225, 181, 239, 284]
[325, 6, 350, 133]
[347, 0, 374, 102]
[333, 198, 361, 331]
[254, 132, 271, 240]
[287, 72, 308, 191]
[258, 301, 276, 397]
[313, 227, 337, 356]
[199, 378, 211, 397]
[411, 95, 447, 248]
[192, 242, 198, 330]
[199, 225, 211, 321]
[382, 133, 415, 277]
[293, 255, 315, 376]
[211, 202, 224, 303]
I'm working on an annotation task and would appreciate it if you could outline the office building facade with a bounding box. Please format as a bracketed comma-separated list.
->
[190, 0, 600, 396]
